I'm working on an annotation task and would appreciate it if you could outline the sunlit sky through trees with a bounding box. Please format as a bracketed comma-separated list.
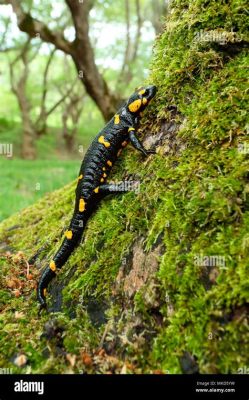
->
[0, 2, 155, 69]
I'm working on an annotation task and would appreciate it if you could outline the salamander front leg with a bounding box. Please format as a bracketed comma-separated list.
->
[128, 130, 156, 156]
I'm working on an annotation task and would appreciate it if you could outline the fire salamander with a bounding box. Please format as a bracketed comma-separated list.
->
[37, 85, 157, 312]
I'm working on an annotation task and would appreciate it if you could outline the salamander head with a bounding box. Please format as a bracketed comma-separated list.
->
[127, 85, 157, 114]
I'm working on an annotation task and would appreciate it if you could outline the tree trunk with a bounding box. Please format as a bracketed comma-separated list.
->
[21, 122, 36, 160]
[66, 0, 120, 120]
[61, 91, 83, 154]
[63, 130, 76, 154]
[17, 93, 36, 160]
[72, 54, 118, 121]
[8, 41, 37, 160]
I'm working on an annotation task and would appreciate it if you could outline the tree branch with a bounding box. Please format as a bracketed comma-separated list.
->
[35, 47, 56, 127]
[65, 0, 94, 41]
[0, 15, 10, 49]
[45, 78, 78, 119]
[8, 38, 31, 95]
[2, 0, 73, 54]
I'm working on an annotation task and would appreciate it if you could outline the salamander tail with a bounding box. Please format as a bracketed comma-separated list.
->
[37, 223, 84, 310]
[37, 267, 56, 312]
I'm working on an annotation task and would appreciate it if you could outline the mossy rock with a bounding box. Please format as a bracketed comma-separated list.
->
[0, 0, 248, 374]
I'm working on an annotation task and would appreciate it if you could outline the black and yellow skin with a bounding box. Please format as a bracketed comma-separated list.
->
[37, 85, 157, 312]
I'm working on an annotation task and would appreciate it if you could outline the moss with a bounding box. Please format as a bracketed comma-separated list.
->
[0, 0, 248, 373]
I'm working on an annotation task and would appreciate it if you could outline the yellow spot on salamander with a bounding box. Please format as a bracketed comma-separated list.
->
[102, 167, 106, 171]
[43, 288, 47, 297]
[100, 178, 104, 183]
[128, 127, 135, 132]
[78, 174, 83, 181]
[103, 173, 107, 178]
[117, 149, 122, 157]
[122, 141, 128, 147]
[98, 135, 110, 148]
[142, 98, 148, 105]
[107, 160, 112, 167]
[128, 99, 142, 113]
[114, 114, 120, 124]
[79, 198, 86, 212]
[94, 187, 99, 193]
[138, 89, 146, 95]
[65, 230, 73, 240]
[49, 261, 56, 272]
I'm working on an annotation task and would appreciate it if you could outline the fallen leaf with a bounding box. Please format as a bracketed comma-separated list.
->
[120, 364, 127, 374]
[81, 352, 93, 366]
[14, 354, 27, 367]
[14, 311, 25, 319]
[6, 278, 21, 289]
[66, 353, 76, 367]
[13, 289, 21, 297]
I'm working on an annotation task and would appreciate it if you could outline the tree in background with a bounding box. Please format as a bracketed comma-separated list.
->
[56, 55, 85, 154]
[151, 0, 170, 35]
[0, 0, 168, 121]
[116, 0, 142, 86]
[0, 0, 120, 121]
[61, 90, 84, 154]
[7, 39, 37, 159]
[3, 38, 79, 159]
